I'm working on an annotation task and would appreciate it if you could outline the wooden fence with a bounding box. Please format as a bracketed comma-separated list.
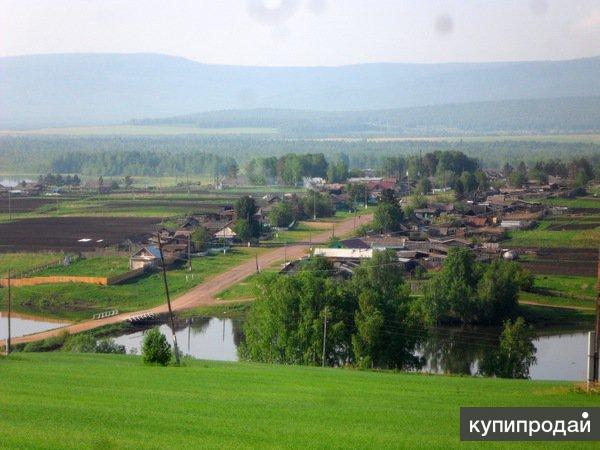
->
[0, 267, 145, 288]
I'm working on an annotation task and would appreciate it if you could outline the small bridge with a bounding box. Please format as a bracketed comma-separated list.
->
[92, 309, 119, 320]
[127, 312, 157, 323]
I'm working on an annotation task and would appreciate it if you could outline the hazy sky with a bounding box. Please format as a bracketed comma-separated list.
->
[1, 0, 599, 66]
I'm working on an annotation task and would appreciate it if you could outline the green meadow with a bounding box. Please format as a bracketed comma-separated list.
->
[0, 352, 598, 449]
[505, 221, 600, 248]
[0, 252, 63, 276]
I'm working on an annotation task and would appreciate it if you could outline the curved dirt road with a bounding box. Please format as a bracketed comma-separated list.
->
[5, 214, 372, 345]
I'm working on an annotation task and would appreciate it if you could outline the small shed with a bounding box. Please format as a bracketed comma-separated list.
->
[214, 226, 237, 241]
[130, 246, 162, 270]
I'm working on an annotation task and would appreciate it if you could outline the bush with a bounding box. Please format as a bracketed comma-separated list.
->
[95, 339, 126, 354]
[23, 331, 69, 352]
[142, 328, 172, 366]
[63, 334, 97, 353]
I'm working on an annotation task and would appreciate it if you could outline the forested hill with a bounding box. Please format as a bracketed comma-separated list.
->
[1, 53, 599, 128]
[132, 97, 600, 135]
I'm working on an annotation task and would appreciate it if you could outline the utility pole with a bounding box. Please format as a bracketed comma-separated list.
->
[156, 233, 180, 365]
[284, 240, 287, 265]
[322, 306, 330, 367]
[313, 189, 317, 221]
[187, 234, 192, 272]
[8, 190, 12, 221]
[5, 270, 11, 355]
[593, 249, 600, 382]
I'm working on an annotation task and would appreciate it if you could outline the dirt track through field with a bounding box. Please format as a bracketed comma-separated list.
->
[5, 214, 373, 345]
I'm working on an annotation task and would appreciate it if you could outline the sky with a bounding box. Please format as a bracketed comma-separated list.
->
[1, 0, 599, 66]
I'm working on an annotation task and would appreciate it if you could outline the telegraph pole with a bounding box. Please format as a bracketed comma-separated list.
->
[187, 234, 192, 271]
[313, 189, 317, 221]
[284, 240, 287, 265]
[156, 233, 180, 365]
[322, 306, 330, 367]
[6, 269, 11, 355]
[593, 249, 600, 382]
[8, 190, 12, 221]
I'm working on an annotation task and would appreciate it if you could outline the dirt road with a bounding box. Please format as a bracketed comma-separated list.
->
[5, 214, 373, 345]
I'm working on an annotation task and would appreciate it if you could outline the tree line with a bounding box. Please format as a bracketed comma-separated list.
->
[240, 249, 536, 378]
[1, 135, 599, 175]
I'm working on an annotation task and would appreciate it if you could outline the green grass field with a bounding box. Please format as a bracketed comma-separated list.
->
[518, 274, 597, 310]
[0, 252, 62, 276]
[0, 352, 597, 449]
[267, 222, 328, 244]
[505, 220, 600, 248]
[0, 249, 261, 320]
[35, 257, 130, 277]
[539, 196, 600, 209]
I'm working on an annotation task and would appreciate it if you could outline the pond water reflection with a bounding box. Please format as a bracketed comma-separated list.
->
[0, 311, 70, 340]
[111, 316, 590, 381]
[112, 317, 243, 361]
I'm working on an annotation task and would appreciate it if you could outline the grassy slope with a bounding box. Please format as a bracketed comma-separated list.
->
[0, 252, 62, 275]
[35, 257, 130, 277]
[519, 275, 597, 310]
[1, 353, 598, 449]
[0, 249, 261, 320]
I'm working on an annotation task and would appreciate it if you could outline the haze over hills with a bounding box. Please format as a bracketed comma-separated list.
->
[1, 53, 599, 129]
[133, 97, 600, 136]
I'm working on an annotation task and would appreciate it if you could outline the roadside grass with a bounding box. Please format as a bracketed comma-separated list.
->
[34, 256, 130, 277]
[267, 222, 327, 243]
[519, 291, 594, 310]
[0, 252, 62, 276]
[0, 248, 261, 320]
[215, 268, 281, 301]
[0, 352, 597, 449]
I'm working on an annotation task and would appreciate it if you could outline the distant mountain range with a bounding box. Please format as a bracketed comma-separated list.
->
[1, 53, 599, 129]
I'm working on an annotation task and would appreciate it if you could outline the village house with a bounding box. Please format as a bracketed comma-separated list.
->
[129, 246, 162, 270]
[214, 225, 237, 242]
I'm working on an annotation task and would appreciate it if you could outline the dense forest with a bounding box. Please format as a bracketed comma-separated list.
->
[132, 97, 600, 136]
[0, 135, 598, 177]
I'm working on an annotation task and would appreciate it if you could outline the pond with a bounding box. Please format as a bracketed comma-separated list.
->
[112, 317, 243, 362]
[111, 316, 591, 382]
[0, 177, 33, 187]
[0, 311, 70, 340]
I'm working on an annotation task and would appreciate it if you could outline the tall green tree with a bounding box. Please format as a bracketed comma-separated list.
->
[479, 318, 537, 379]
[420, 248, 522, 325]
[373, 189, 404, 233]
[240, 258, 353, 366]
[351, 250, 420, 369]
[234, 196, 261, 242]
[268, 201, 295, 228]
